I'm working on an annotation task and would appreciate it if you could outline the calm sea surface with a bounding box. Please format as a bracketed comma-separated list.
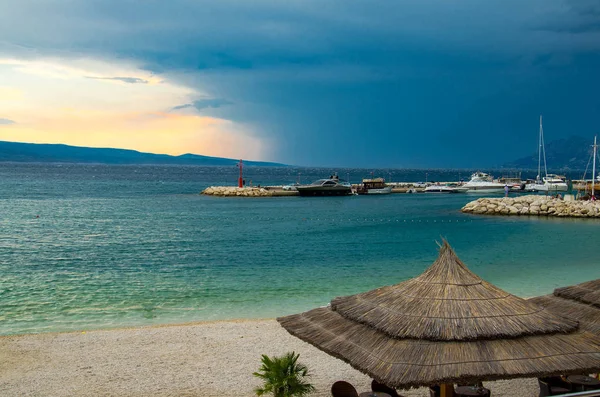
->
[0, 163, 598, 335]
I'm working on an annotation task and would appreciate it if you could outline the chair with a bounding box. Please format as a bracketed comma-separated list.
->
[456, 382, 489, 397]
[457, 382, 484, 388]
[331, 381, 359, 397]
[429, 386, 440, 397]
[538, 378, 571, 397]
[371, 379, 403, 397]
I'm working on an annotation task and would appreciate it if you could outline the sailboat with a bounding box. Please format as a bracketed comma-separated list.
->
[524, 116, 568, 193]
[581, 136, 598, 198]
[592, 136, 597, 199]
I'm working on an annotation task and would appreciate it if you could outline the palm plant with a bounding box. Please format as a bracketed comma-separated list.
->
[253, 351, 315, 397]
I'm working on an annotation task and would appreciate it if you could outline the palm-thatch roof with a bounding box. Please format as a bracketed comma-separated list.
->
[555, 279, 600, 308]
[277, 242, 600, 389]
[530, 278, 600, 335]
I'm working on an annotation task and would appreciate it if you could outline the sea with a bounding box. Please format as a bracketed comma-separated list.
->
[1, 163, 599, 336]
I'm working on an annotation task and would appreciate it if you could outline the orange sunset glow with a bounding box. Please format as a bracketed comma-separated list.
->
[0, 57, 267, 160]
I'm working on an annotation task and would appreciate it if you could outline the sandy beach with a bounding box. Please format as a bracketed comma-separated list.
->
[0, 319, 539, 397]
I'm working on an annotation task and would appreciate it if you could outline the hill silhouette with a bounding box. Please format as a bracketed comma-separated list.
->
[0, 141, 285, 166]
[504, 136, 595, 170]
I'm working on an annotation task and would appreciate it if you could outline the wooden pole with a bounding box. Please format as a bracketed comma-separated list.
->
[440, 384, 454, 397]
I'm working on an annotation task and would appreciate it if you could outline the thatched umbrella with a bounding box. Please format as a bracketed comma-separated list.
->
[278, 242, 600, 392]
[530, 278, 600, 335]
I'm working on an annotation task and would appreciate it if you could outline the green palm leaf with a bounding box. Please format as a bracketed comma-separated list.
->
[253, 352, 315, 397]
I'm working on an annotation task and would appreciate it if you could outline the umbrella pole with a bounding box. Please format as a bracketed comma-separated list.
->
[440, 384, 454, 397]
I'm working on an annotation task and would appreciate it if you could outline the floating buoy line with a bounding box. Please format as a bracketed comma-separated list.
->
[214, 218, 475, 223]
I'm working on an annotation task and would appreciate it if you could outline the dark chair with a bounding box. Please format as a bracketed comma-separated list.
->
[371, 379, 403, 397]
[331, 381, 359, 397]
[457, 382, 484, 388]
[429, 386, 440, 397]
[538, 378, 571, 397]
[456, 382, 489, 397]
[455, 386, 490, 397]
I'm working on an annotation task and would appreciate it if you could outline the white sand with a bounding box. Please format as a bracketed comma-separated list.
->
[0, 319, 538, 397]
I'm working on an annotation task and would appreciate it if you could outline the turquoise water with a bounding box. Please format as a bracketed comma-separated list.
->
[0, 164, 598, 335]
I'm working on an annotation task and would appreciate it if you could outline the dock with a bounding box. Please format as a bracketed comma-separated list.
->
[201, 184, 427, 197]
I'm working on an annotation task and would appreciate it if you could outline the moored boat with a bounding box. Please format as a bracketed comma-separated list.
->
[462, 172, 505, 193]
[525, 116, 568, 193]
[527, 174, 568, 192]
[296, 174, 353, 196]
[356, 178, 392, 195]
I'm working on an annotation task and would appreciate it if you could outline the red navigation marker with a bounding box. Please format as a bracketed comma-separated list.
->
[238, 159, 243, 188]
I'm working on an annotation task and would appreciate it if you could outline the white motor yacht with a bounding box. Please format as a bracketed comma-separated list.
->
[462, 172, 505, 193]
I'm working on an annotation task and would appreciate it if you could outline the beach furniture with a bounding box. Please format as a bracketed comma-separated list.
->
[566, 375, 600, 392]
[371, 379, 403, 397]
[331, 381, 359, 397]
[278, 241, 600, 395]
[454, 385, 490, 396]
[538, 378, 571, 396]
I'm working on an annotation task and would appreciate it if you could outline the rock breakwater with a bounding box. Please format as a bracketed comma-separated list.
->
[202, 186, 274, 197]
[462, 195, 600, 218]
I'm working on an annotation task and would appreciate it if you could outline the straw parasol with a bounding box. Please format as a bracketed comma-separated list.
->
[278, 242, 600, 390]
[530, 278, 600, 335]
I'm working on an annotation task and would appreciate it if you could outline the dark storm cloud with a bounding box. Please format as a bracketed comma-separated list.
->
[1, 0, 599, 166]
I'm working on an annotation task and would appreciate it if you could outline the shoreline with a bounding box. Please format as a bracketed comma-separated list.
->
[0, 293, 538, 338]
[0, 317, 276, 339]
[0, 319, 539, 397]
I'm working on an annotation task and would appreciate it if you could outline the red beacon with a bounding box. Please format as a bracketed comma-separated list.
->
[237, 159, 243, 188]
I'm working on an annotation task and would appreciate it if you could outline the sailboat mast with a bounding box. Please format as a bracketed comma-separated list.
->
[537, 115, 542, 181]
[541, 115, 548, 178]
[592, 136, 597, 197]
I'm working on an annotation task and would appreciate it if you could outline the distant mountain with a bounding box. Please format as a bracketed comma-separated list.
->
[0, 141, 286, 166]
[504, 135, 595, 170]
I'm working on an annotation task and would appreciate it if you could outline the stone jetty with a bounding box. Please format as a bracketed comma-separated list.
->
[462, 195, 600, 218]
[201, 186, 298, 197]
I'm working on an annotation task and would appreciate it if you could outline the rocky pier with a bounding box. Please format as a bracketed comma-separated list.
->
[462, 195, 600, 218]
[201, 186, 298, 197]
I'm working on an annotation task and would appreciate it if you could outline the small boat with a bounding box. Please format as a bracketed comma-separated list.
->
[424, 184, 468, 193]
[528, 174, 568, 192]
[510, 183, 525, 192]
[462, 172, 505, 193]
[356, 178, 392, 195]
[296, 174, 353, 196]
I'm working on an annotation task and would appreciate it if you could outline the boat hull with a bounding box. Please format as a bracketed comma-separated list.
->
[358, 187, 393, 195]
[532, 184, 568, 192]
[425, 187, 468, 193]
[296, 187, 353, 196]
[466, 189, 505, 194]
[525, 183, 568, 192]
[463, 184, 506, 193]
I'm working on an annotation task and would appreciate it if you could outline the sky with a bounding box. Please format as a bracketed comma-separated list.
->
[0, 0, 599, 168]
